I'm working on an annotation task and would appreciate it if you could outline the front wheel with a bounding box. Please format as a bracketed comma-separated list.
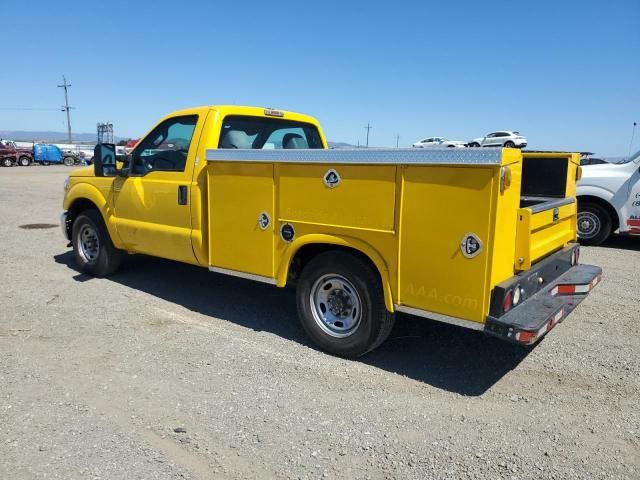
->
[577, 202, 612, 246]
[468, 142, 480, 147]
[1, 157, 13, 167]
[18, 156, 31, 166]
[63, 156, 75, 166]
[72, 210, 123, 277]
[296, 250, 395, 358]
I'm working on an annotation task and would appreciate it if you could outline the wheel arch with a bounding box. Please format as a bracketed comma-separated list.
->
[277, 234, 395, 312]
[65, 183, 121, 245]
[577, 194, 620, 233]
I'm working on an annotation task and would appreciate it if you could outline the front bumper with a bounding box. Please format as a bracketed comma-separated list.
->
[485, 245, 602, 345]
[60, 211, 70, 241]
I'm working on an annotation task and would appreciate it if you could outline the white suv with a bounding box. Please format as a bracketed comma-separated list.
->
[468, 131, 527, 148]
[412, 137, 465, 148]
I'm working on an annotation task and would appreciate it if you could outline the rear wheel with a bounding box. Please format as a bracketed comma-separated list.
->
[18, 156, 31, 166]
[296, 250, 395, 358]
[72, 210, 123, 277]
[504, 141, 515, 148]
[1, 157, 13, 167]
[577, 202, 612, 246]
[63, 156, 75, 166]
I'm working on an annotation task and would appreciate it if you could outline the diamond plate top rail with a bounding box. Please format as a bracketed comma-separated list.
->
[205, 148, 505, 165]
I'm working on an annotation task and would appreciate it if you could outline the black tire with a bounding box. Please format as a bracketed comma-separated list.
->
[63, 156, 76, 167]
[72, 210, 123, 277]
[1, 157, 14, 167]
[296, 250, 395, 358]
[41, 161, 50, 166]
[504, 141, 515, 148]
[468, 142, 480, 147]
[577, 202, 612, 246]
[18, 156, 31, 167]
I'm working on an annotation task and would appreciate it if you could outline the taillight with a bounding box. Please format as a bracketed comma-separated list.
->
[503, 290, 513, 313]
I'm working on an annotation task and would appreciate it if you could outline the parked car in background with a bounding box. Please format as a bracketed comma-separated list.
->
[412, 137, 465, 148]
[468, 131, 527, 148]
[33, 144, 79, 166]
[577, 149, 640, 245]
[580, 156, 609, 166]
[0, 139, 33, 167]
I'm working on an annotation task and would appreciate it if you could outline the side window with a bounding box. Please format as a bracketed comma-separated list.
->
[486, 133, 495, 138]
[132, 115, 198, 175]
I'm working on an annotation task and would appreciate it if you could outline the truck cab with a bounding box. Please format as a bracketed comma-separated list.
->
[577, 148, 640, 244]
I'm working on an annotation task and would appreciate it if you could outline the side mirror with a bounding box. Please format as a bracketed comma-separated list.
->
[94, 143, 116, 177]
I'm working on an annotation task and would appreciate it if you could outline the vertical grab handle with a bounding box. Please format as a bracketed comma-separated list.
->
[177, 185, 188, 205]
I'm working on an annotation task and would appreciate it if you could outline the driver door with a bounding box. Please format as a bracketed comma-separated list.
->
[111, 114, 202, 264]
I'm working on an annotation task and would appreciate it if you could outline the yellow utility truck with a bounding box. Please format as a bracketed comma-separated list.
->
[61, 106, 601, 357]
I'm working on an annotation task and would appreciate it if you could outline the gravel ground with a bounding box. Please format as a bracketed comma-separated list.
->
[1, 165, 638, 480]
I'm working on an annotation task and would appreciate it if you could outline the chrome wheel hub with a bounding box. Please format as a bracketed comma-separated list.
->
[577, 211, 600, 240]
[78, 225, 100, 263]
[310, 274, 363, 338]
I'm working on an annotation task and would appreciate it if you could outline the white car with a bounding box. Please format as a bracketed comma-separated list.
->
[576, 148, 640, 245]
[412, 137, 465, 148]
[468, 131, 527, 148]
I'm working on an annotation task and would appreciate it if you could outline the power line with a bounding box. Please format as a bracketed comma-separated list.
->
[57, 75, 74, 143]
[0, 107, 61, 111]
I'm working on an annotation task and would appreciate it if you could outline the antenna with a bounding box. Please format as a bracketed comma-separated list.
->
[58, 75, 74, 144]
[364, 123, 372, 148]
[629, 121, 637, 158]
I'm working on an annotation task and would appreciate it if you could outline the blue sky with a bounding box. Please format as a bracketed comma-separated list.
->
[2, 0, 638, 155]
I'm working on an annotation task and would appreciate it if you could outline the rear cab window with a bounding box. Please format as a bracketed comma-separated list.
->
[218, 116, 323, 149]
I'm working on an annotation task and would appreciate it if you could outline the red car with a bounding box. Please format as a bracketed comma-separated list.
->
[0, 140, 33, 167]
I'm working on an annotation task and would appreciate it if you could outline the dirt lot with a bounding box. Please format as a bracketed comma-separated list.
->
[0, 165, 638, 479]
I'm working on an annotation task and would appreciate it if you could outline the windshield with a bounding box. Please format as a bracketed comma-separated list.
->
[616, 148, 640, 164]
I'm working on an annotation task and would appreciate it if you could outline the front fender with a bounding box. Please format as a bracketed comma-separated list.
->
[277, 233, 395, 312]
[64, 181, 122, 246]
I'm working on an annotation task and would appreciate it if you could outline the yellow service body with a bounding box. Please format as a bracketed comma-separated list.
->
[63, 105, 582, 329]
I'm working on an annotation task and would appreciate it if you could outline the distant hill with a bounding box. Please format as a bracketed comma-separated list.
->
[0, 130, 125, 143]
[328, 141, 359, 149]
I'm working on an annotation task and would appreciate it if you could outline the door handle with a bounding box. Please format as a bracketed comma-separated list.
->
[178, 185, 188, 205]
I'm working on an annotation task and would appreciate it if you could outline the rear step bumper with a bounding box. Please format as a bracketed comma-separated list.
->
[485, 263, 602, 345]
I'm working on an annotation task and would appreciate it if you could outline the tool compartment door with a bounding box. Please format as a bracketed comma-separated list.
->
[398, 165, 494, 322]
[208, 162, 275, 278]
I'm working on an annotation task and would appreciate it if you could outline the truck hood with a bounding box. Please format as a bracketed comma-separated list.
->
[69, 166, 95, 177]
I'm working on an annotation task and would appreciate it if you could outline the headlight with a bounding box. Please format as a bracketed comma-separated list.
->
[63, 176, 70, 192]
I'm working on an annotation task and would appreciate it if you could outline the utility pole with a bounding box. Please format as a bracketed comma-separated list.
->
[364, 123, 372, 148]
[58, 75, 74, 144]
[396, 134, 400, 148]
[629, 121, 637, 158]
